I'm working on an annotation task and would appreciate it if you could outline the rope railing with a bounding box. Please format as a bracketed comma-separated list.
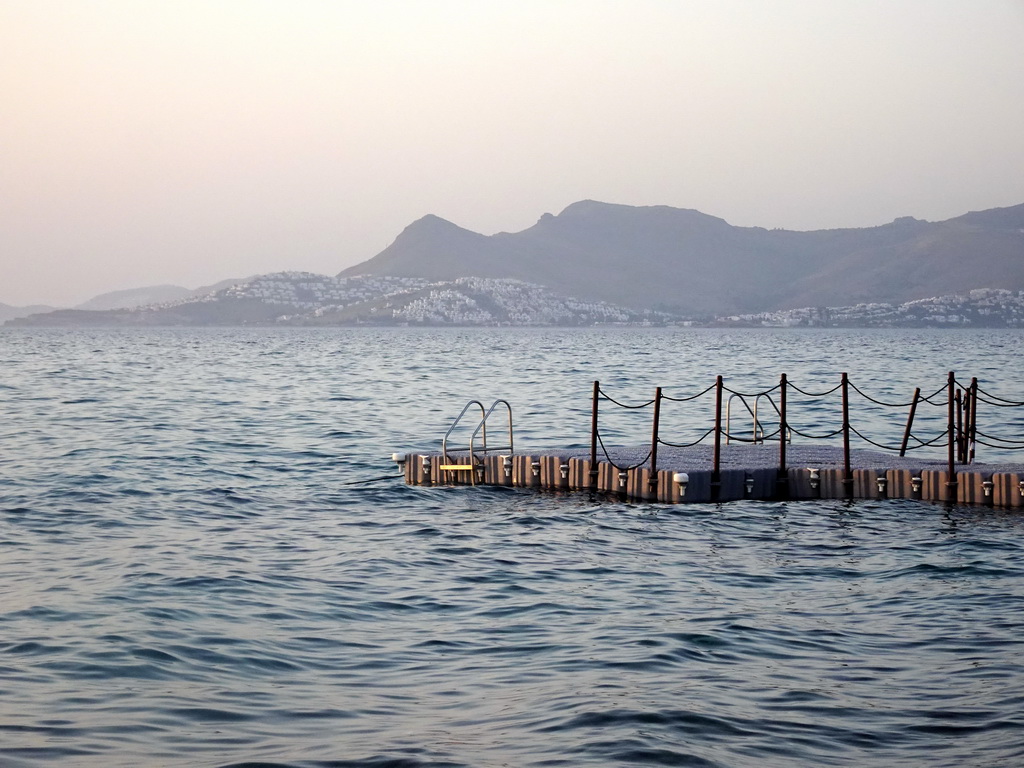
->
[905, 431, 952, 449]
[973, 385, 1024, 406]
[596, 431, 652, 472]
[788, 381, 844, 398]
[657, 427, 716, 449]
[660, 381, 717, 403]
[588, 371, 1023, 499]
[597, 387, 655, 410]
[919, 383, 952, 406]
[847, 381, 920, 408]
[757, 394, 785, 418]
[788, 425, 845, 440]
[848, 424, 951, 453]
[721, 382, 781, 399]
[973, 429, 1024, 447]
[976, 436, 1024, 450]
[720, 425, 784, 443]
[973, 391, 1024, 408]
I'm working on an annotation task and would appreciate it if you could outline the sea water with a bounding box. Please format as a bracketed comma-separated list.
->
[1, 327, 1024, 767]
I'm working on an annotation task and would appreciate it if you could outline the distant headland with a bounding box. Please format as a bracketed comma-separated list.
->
[5, 200, 1024, 327]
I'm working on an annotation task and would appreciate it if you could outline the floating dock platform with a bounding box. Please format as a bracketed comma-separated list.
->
[399, 445, 1024, 508]
[403, 372, 1024, 508]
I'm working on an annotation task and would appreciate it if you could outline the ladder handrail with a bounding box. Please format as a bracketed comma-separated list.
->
[442, 399, 514, 466]
[725, 392, 791, 445]
[725, 393, 759, 444]
[754, 393, 792, 444]
[470, 399, 513, 463]
[442, 400, 486, 462]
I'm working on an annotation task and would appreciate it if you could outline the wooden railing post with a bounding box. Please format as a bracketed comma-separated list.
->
[649, 386, 662, 492]
[947, 371, 958, 499]
[590, 380, 599, 486]
[712, 375, 723, 498]
[841, 372, 852, 497]
[969, 377, 978, 464]
[778, 373, 788, 497]
[899, 387, 920, 457]
[956, 387, 965, 462]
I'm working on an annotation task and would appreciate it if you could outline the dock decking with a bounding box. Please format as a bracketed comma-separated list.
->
[400, 444, 1024, 507]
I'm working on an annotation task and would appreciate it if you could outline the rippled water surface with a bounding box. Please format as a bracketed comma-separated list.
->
[2, 328, 1024, 767]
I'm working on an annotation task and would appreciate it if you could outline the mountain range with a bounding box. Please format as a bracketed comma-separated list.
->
[75, 279, 248, 311]
[0, 278, 248, 323]
[6, 273, 671, 327]
[0, 302, 56, 324]
[4, 200, 1023, 325]
[340, 200, 1024, 315]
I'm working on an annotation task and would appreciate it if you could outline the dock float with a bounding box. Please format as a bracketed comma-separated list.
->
[398, 372, 1024, 508]
[398, 444, 1024, 508]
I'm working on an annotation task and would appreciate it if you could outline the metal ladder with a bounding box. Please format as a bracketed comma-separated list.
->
[440, 399, 514, 484]
[725, 392, 791, 445]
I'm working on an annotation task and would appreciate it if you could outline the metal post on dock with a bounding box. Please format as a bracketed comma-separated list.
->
[778, 373, 788, 497]
[841, 372, 852, 497]
[956, 387, 964, 463]
[649, 386, 662, 492]
[961, 386, 971, 463]
[947, 371, 958, 499]
[969, 377, 978, 464]
[712, 375, 723, 498]
[899, 387, 920, 457]
[590, 380, 600, 486]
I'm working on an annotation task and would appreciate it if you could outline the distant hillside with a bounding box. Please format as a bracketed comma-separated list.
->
[7, 200, 1023, 326]
[0, 302, 57, 323]
[75, 284, 193, 311]
[74, 277, 251, 311]
[340, 200, 1024, 314]
[6, 272, 667, 327]
[8, 271, 1024, 328]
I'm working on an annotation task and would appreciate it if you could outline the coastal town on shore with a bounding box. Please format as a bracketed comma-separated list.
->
[7, 273, 1024, 328]
[715, 288, 1024, 328]
[185, 273, 1024, 328]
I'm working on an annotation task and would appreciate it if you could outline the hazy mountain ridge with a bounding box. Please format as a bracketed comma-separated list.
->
[0, 302, 57, 323]
[6, 272, 665, 327]
[76, 284, 198, 311]
[7, 270, 1024, 329]
[74, 278, 251, 311]
[0, 277, 251, 320]
[6, 200, 1023, 326]
[341, 200, 1024, 314]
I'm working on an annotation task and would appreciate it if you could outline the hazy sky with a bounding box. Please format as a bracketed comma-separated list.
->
[2, 1, 1023, 306]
